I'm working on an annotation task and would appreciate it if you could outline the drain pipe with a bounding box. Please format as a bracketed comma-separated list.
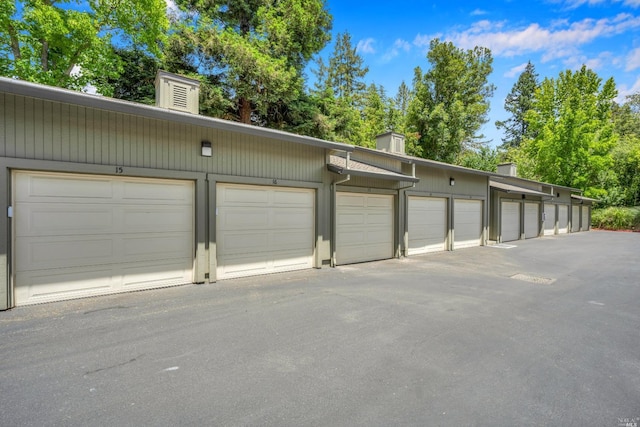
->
[331, 173, 351, 267]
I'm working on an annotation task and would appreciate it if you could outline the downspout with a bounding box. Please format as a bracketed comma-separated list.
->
[397, 163, 416, 258]
[331, 151, 351, 267]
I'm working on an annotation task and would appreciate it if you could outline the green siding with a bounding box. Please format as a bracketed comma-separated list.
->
[0, 94, 325, 182]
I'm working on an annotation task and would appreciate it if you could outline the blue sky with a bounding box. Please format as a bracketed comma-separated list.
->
[311, 0, 640, 148]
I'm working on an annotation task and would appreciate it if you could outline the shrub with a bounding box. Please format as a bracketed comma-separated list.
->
[591, 206, 640, 231]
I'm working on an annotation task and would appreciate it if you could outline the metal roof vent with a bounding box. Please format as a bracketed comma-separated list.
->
[497, 162, 518, 177]
[155, 70, 200, 114]
[376, 132, 405, 155]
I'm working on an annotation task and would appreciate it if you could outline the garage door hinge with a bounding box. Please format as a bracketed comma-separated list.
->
[7, 206, 13, 218]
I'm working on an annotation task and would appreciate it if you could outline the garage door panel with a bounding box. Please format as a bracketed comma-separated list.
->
[572, 207, 580, 232]
[558, 205, 569, 233]
[582, 207, 589, 231]
[501, 201, 520, 242]
[216, 183, 314, 280]
[367, 212, 393, 225]
[16, 267, 114, 303]
[218, 250, 311, 279]
[219, 231, 270, 254]
[336, 192, 393, 265]
[121, 207, 193, 232]
[366, 229, 393, 244]
[454, 200, 482, 249]
[17, 206, 113, 236]
[122, 234, 192, 260]
[273, 189, 314, 206]
[16, 174, 114, 201]
[273, 208, 314, 228]
[337, 212, 366, 226]
[366, 195, 394, 208]
[337, 194, 366, 208]
[16, 237, 114, 271]
[121, 260, 193, 289]
[524, 203, 539, 238]
[122, 180, 192, 202]
[219, 208, 270, 229]
[271, 230, 314, 249]
[408, 196, 447, 255]
[14, 171, 194, 305]
[544, 205, 556, 235]
[219, 186, 270, 205]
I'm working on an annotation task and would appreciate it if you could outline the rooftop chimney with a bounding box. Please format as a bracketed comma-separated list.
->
[376, 132, 406, 155]
[497, 162, 517, 177]
[155, 70, 200, 114]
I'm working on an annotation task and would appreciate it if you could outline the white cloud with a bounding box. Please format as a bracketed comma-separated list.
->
[356, 38, 376, 54]
[470, 9, 488, 16]
[625, 47, 640, 70]
[504, 62, 529, 78]
[442, 14, 640, 62]
[382, 39, 412, 62]
[557, 0, 640, 8]
[562, 51, 614, 70]
[413, 32, 442, 49]
[616, 76, 640, 101]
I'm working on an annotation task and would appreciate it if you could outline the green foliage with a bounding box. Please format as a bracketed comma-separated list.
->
[325, 32, 368, 104]
[407, 39, 495, 163]
[516, 66, 617, 199]
[591, 206, 640, 230]
[496, 61, 538, 148]
[0, 0, 168, 94]
[108, 48, 159, 105]
[173, 0, 332, 123]
[456, 145, 499, 172]
[609, 97, 640, 206]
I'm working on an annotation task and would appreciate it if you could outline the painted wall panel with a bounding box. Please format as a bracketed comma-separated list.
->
[1, 94, 326, 183]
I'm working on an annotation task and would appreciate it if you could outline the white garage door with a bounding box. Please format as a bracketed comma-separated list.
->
[581, 206, 590, 231]
[571, 206, 580, 232]
[336, 192, 393, 265]
[524, 202, 540, 239]
[544, 204, 556, 235]
[216, 184, 314, 280]
[14, 171, 194, 305]
[558, 205, 569, 234]
[453, 199, 482, 249]
[501, 201, 520, 242]
[407, 196, 447, 255]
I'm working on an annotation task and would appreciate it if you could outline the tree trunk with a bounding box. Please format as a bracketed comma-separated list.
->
[239, 97, 252, 124]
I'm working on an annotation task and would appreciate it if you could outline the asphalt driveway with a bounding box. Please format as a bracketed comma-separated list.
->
[1, 230, 639, 426]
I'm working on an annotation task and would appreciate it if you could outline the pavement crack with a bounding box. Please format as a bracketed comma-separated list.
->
[84, 355, 143, 376]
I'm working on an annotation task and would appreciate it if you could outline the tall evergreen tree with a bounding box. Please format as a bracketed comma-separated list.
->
[361, 84, 387, 147]
[310, 31, 369, 145]
[496, 61, 538, 149]
[326, 32, 369, 106]
[406, 39, 495, 163]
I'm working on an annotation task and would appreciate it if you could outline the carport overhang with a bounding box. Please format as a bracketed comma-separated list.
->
[327, 155, 419, 183]
[490, 180, 553, 200]
[571, 194, 600, 204]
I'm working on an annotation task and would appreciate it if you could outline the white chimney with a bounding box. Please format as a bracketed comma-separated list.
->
[376, 132, 406, 155]
[155, 70, 200, 114]
[497, 162, 517, 177]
